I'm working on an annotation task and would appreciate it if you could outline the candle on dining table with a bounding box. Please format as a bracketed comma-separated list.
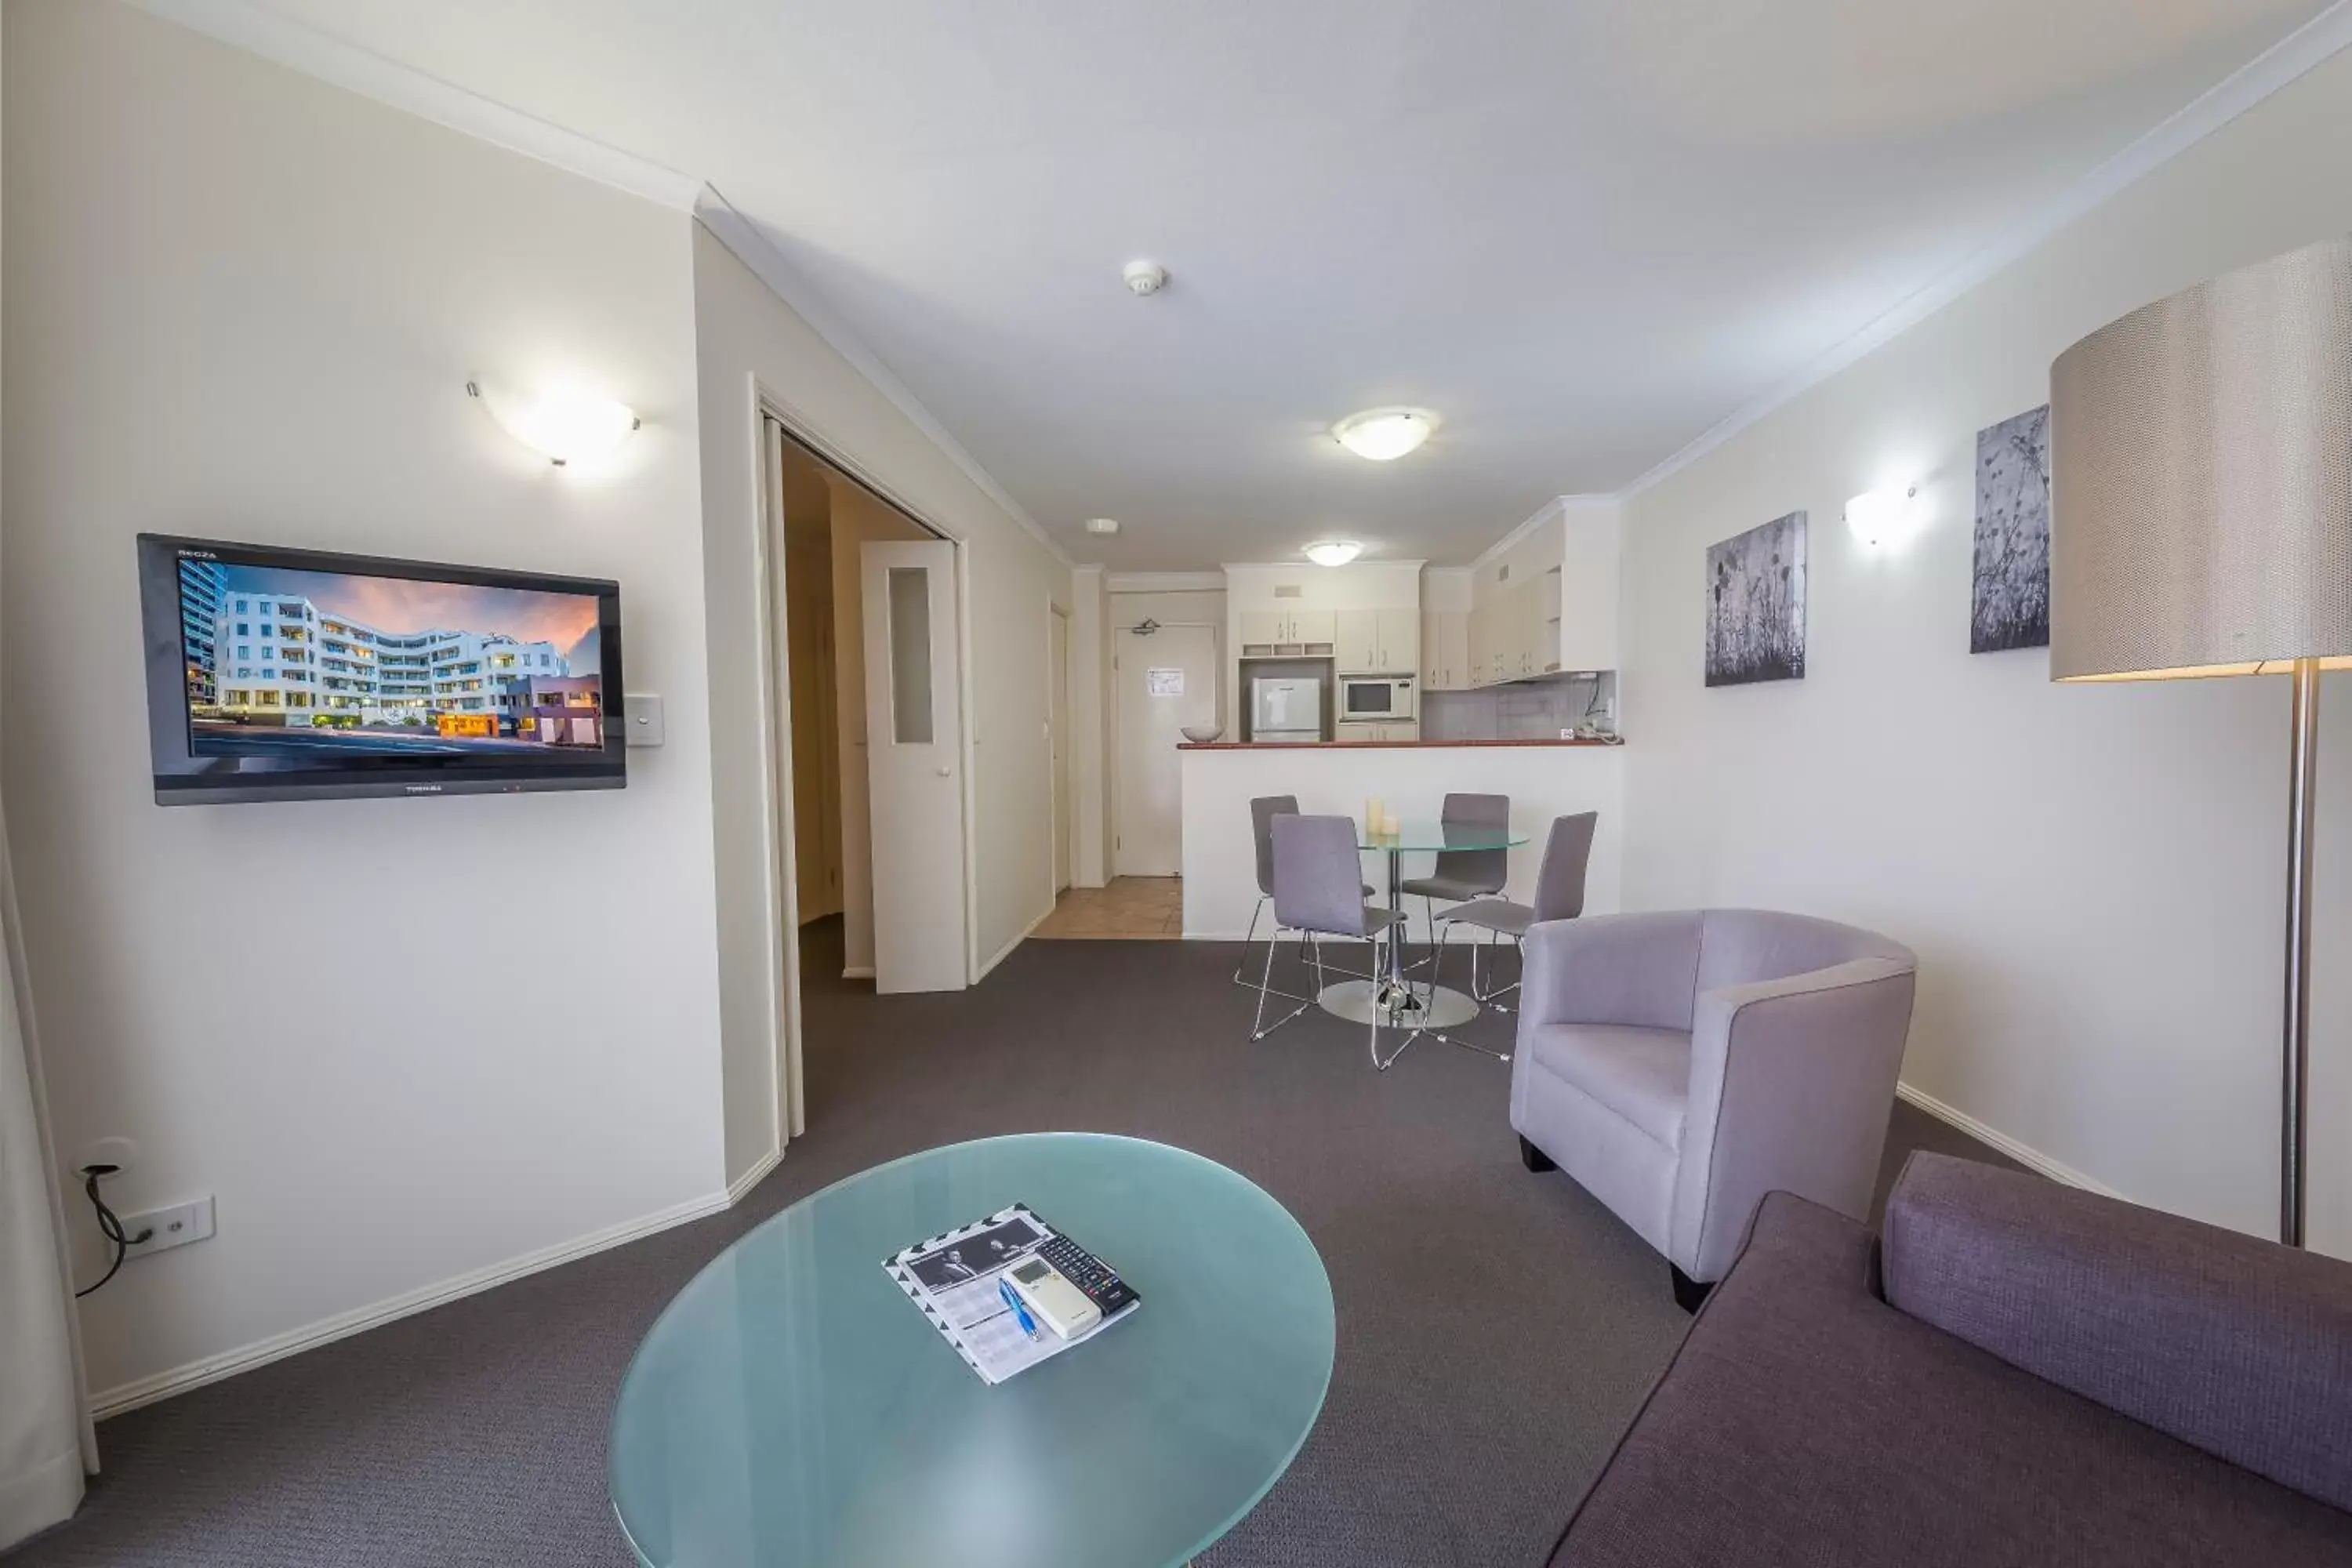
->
[1381, 812, 1401, 838]
[1365, 797, 1384, 834]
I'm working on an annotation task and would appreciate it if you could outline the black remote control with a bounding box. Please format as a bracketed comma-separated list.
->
[1036, 1232, 1138, 1316]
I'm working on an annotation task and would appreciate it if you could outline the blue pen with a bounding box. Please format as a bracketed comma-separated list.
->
[998, 1277, 1040, 1340]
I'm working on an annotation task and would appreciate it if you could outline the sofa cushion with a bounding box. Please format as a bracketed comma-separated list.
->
[1551, 1192, 2352, 1568]
[1883, 1152, 2352, 1515]
[1526, 1023, 1691, 1149]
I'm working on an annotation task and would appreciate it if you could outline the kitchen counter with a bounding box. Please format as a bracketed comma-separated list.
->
[1179, 737, 1624, 940]
[1179, 736, 1620, 750]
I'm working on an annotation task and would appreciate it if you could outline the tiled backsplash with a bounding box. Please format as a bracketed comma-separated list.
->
[1421, 673, 1614, 741]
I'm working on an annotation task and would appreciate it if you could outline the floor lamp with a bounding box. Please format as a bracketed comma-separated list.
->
[2051, 233, 2352, 1248]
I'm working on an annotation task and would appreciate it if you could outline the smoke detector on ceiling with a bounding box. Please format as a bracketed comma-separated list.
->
[1122, 260, 1168, 297]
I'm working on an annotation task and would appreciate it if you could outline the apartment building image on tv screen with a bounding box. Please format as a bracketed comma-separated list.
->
[140, 535, 626, 803]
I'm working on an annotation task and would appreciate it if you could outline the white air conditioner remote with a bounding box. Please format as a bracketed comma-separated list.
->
[1004, 1254, 1102, 1340]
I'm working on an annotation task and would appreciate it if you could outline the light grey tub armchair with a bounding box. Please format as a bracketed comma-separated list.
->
[1511, 909, 1917, 1308]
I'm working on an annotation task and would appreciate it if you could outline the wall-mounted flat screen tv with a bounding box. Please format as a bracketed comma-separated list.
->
[138, 534, 626, 804]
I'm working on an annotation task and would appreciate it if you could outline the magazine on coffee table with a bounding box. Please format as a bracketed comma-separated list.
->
[882, 1203, 1140, 1385]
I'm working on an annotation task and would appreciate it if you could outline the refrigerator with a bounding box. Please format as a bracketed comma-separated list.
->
[1250, 675, 1325, 742]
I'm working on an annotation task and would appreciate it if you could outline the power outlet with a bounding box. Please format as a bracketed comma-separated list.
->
[120, 1196, 214, 1260]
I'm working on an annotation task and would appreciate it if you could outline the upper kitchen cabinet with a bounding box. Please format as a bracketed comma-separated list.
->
[1237, 606, 1337, 653]
[1334, 608, 1379, 671]
[1228, 561, 1421, 662]
[1424, 610, 1468, 690]
[1456, 499, 1622, 684]
[1334, 607, 1417, 673]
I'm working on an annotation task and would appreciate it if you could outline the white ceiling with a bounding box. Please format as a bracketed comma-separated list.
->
[216, 0, 2332, 568]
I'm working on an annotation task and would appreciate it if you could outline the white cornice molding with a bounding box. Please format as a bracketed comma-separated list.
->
[693, 191, 1073, 568]
[1611, 0, 2352, 503]
[1107, 572, 1226, 593]
[129, 0, 1074, 572]
[129, 0, 705, 209]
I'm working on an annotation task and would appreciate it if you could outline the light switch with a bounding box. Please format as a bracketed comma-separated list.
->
[625, 693, 665, 747]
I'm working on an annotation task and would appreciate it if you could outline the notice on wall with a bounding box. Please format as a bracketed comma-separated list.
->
[1146, 668, 1185, 696]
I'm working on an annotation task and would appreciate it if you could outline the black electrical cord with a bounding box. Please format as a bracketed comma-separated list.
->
[74, 1165, 152, 1299]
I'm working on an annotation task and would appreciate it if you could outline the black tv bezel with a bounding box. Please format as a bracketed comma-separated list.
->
[140, 533, 626, 805]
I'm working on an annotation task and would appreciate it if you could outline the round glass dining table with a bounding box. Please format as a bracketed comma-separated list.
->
[608, 1133, 1335, 1568]
[1318, 819, 1530, 1033]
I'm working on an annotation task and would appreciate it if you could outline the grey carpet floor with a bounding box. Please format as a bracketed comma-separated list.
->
[10, 923, 2012, 1567]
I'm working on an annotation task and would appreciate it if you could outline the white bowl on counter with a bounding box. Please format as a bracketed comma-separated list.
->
[1179, 724, 1224, 744]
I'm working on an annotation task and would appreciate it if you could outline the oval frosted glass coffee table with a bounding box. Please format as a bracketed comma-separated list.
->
[1318, 819, 1530, 1033]
[608, 1134, 1335, 1568]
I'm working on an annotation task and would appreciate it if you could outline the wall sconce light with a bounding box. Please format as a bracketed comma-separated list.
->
[468, 379, 640, 468]
[1845, 485, 1918, 547]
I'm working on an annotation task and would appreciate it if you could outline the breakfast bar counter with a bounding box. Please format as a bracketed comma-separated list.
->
[1178, 739, 1623, 942]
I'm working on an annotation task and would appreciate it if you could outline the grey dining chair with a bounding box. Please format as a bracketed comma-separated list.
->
[1399, 793, 1511, 949]
[1254, 814, 1412, 1069]
[1435, 811, 1598, 1011]
[1235, 793, 1372, 991]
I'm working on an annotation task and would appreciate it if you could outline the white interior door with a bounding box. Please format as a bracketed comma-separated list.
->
[1050, 608, 1072, 895]
[1114, 622, 1218, 877]
[862, 539, 968, 993]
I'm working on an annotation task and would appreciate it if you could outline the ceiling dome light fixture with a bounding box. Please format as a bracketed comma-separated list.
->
[1332, 407, 1436, 462]
[468, 379, 640, 468]
[1305, 540, 1363, 568]
[1084, 517, 1121, 535]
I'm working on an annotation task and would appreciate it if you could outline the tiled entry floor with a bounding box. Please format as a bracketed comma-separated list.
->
[1033, 877, 1183, 939]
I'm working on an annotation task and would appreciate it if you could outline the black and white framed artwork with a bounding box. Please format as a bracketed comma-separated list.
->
[1970, 405, 2051, 653]
[1704, 510, 1807, 687]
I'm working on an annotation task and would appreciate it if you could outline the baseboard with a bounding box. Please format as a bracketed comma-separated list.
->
[89, 1183, 742, 1419]
[1895, 1082, 2122, 1199]
[976, 907, 1051, 981]
[725, 1144, 783, 1205]
[840, 964, 875, 979]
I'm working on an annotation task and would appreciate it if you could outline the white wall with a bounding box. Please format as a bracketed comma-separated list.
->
[1617, 41, 2352, 1255]
[3, 0, 728, 1403]
[690, 224, 1072, 1035]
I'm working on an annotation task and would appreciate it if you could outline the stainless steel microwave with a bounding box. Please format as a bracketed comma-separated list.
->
[1338, 675, 1415, 721]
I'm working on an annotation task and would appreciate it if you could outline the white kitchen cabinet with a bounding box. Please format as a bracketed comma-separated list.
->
[1289, 608, 1336, 646]
[1467, 601, 1494, 687]
[1334, 608, 1381, 672]
[1515, 579, 1545, 678]
[1375, 608, 1418, 675]
[1239, 607, 1339, 652]
[1421, 609, 1467, 690]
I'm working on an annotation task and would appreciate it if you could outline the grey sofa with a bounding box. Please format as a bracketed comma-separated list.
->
[1511, 909, 1917, 1303]
[1552, 1153, 2352, 1566]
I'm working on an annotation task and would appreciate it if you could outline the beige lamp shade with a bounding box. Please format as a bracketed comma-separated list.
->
[2049, 233, 2352, 681]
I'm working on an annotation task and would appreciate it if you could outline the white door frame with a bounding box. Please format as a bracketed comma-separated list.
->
[1109, 616, 1221, 877]
[750, 382, 982, 1107]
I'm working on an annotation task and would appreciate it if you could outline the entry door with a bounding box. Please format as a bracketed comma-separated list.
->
[861, 539, 968, 993]
[1114, 622, 1218, 877]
